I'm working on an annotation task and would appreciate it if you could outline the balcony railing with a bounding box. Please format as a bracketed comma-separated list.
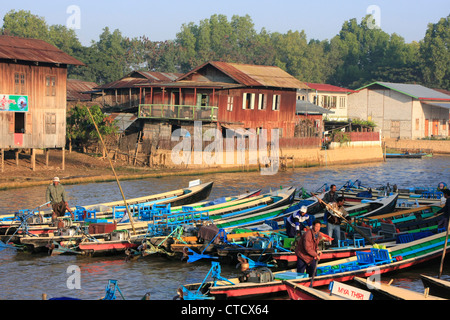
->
[139, 104, 218, 122]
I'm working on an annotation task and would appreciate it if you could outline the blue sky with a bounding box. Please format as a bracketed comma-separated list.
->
[1, 0, 449, 45]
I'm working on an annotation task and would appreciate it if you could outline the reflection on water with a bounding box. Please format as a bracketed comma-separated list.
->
[0, 156, 449, 299]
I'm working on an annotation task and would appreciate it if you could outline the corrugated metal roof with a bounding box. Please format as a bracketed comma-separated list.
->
[178, 61, 310, 90]
[424, 102, 450, 110]
[305, 83, 354, 93]
[296, 100, 334, 114]
[67, 79, 98, 101]
[357, 82, 450, 101]
[0, 35, 85, 66]
[106, 113, 138, 133]
[96, 71, 183, 89]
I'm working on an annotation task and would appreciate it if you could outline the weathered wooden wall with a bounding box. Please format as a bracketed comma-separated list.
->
[0, 61, 67, 149]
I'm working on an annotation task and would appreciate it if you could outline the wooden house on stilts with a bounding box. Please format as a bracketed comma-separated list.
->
[0, 35, 84, 172]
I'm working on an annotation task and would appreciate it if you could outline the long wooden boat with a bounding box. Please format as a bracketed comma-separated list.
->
[353, 276, 446, 300]
[420, 274, 450, 299]
[385, 152, 428, 159]
[340, 187, 442, 206]
[314, 194, 398, 222]
[284, 279, 373, 300]
[43, 189, 291, 257]
[284, 280, 346, 300]
[270, 246, 373, 269]
[0, 181, 214, 225]
[180, 231, 450, 299]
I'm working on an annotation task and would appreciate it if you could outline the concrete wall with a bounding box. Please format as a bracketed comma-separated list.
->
[385, 138, 450, 154]
[146, 143, 384, 169]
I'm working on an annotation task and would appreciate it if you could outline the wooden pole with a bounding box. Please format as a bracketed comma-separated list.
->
[85, 106, 136, 235]
[438, 220, 450, 279]
[1, 149, 3, 173]
[45, 149, 49, 167]
[31, 148, 36, 171]
[62, 147, 65, 170]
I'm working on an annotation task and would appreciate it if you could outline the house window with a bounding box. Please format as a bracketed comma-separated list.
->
[14, 112, 25, 133]
[45, 113, 56, 134]
[321, 95, 337, 109]
[46, 76, 56, 96]
[15, 73, 26, 95]
[272, 94, 281, 111]
[196, 93, 209, 106]
[242, 93, 255, 110]
[339, 96, 346, 109]
[227, 96, 234, 111]
[258, 94, 267, 110]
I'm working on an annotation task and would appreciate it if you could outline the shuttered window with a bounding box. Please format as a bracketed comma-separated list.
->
[45, 113, 56, 134]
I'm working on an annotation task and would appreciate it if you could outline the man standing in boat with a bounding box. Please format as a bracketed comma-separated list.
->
[295, 220, 322, 277]
[46, 177, 73, 223]
[323, 184, 338, 204]
[325, 196, 350, 247]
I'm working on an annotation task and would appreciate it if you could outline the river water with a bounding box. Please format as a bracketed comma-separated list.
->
[1, 155, 450, 300]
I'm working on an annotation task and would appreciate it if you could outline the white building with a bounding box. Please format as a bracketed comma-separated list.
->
[297, 83, 354, 121]
[348, 82, 450, 139]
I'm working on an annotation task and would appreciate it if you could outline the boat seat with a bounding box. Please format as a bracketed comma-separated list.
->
[377, 222, 397, 238]
[353, 226, 384, 243]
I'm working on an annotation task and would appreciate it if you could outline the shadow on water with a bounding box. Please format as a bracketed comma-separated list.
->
[0, 155, 449, 299]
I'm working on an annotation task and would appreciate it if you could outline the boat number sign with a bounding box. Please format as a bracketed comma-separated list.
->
[329, 281, 373, 300]
[0, 94, 28, 112]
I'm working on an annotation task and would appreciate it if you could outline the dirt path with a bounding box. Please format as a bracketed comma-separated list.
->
[0, 150, 249, 190]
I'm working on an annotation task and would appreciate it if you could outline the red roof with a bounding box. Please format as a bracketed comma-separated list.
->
[178, 61, 310, 89]
[0, 35, 85, 66]
[305, 83, 354, 93]
[67, 79, 98, 101]
[96, 71, 182, 89]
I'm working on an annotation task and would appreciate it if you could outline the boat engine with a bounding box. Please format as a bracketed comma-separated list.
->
[239, 267, 274, 283]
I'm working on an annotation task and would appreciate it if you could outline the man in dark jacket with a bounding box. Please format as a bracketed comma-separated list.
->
[436, 189, 450, 230]
[295, 221, 322, 277]
[323, 184, 338, 204]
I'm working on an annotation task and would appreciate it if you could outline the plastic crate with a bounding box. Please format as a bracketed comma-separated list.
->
[284, 238, 295, 249]
[356, 251, 375, 265]
[274, 272, 308, 280]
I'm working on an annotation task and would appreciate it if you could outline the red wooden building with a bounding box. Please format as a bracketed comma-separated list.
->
[0, 35, 84, 171]
[137, 61, 309, 139]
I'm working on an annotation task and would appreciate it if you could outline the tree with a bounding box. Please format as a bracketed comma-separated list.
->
[420, 15, 450, 90]
[1, 9, 49, 40]
[66, 105, 117, 153]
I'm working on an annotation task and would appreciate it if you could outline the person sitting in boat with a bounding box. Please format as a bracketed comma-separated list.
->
[295, 220, 322, 277]
[435, 189, 450, 230]
[285, 206, 312, 237]
[46, 177, 74, 223]
[325, 196, 351, 247]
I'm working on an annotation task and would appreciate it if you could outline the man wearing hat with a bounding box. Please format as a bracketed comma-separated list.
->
[286, 205, 313, 238]
[46, 177, 73, 222]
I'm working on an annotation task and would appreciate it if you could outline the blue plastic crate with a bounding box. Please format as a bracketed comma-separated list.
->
[356, 251, 375, 265]
[274, 272, 308, 280]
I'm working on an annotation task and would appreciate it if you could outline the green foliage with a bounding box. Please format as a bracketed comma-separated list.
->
[419, 15, 450, 90]
[66, 105, 117, 151]
[351, 119, 377, 128]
